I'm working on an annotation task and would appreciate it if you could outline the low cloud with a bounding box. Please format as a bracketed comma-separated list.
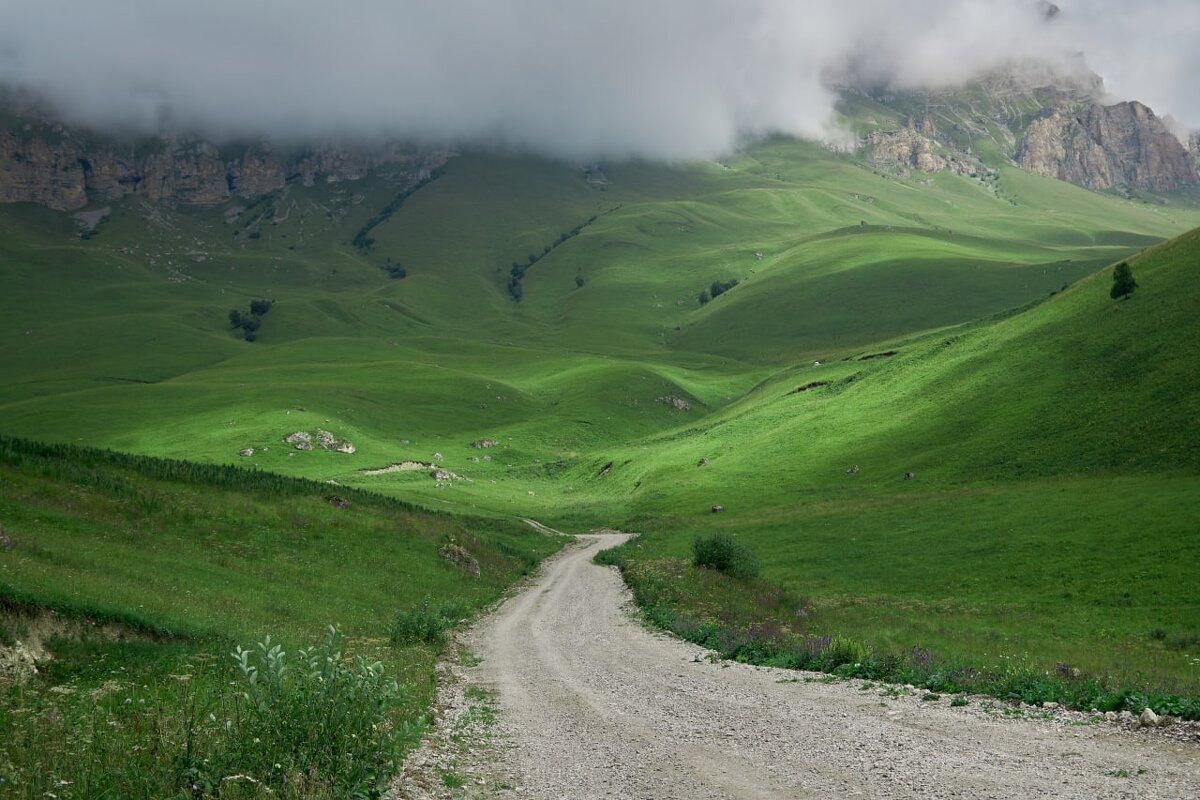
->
[1, 1, 1196, 159]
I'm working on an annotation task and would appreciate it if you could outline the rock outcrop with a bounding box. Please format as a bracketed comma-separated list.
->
[0, 115, 448, 212]
[1017, 101, 1199, 192]
[864, 119, 980, 177]
[1190, 131, 1200, 172]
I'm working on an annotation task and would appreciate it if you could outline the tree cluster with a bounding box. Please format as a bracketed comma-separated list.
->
[381, 257, 407, 279]
[229, 298, 274, 342]
[698, 278, 739, 305]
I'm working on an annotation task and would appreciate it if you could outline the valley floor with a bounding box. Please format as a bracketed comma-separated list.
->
[393, 535, 1200, 800]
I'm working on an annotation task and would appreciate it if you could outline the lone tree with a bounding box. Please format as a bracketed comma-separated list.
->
[1110, 262, 1137, 300]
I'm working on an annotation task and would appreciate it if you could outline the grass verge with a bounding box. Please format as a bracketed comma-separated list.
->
[0, 436, 563, 798]
[596, 538, 1200, 721]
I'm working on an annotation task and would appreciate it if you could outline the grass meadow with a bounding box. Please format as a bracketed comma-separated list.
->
[1, 138, 1199, 793]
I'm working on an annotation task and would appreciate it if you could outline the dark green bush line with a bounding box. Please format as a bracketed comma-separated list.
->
[352, 168, 445, 252]
[596, 540, 1200, 721]
[0, 434, 421, 513]
[697, 277, 739, 306]
[505, 214, 599, 302]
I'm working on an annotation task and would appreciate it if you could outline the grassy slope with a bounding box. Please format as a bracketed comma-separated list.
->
[0, 437, 562, 798]
[0, 141, 1193, 482]
[598, 228, 1200, 689]
[0, 437, 557, 641]
[0, 140, 1198, 693]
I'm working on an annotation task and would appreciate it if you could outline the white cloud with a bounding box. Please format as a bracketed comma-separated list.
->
[0, 1, 1195, 159]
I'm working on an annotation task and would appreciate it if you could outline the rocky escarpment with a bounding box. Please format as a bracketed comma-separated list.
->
[846, 63, 1196, 195]
[1190, 131, 1200, 173]
[1017, 101, 1199, 192]
[864, 118, 982, 177]
[0, 124, 448, 212]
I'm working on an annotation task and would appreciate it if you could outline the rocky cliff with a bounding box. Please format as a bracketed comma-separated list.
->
[864, 118, 982, 177]
[0, 119, 447, 212]
[848, 64, 1197, 195]
[1017, 101, 1199, 192]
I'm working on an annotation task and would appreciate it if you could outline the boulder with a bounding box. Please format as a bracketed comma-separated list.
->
[438, 543, 481, 579]
[316, 430, 356, 454]
[284, 431, 313, 451]
[0, 641, 39, 687]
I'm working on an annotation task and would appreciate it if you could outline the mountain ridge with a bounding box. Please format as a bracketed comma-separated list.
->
[1, 65, 1197, 213]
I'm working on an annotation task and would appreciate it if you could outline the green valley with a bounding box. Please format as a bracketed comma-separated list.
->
[3, 115, 1200, 796]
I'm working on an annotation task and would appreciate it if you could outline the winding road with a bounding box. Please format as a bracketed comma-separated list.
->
[420, 534, 1200, 798]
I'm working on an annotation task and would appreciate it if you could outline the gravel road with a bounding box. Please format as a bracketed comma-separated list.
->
[399, 533, 1200, 799]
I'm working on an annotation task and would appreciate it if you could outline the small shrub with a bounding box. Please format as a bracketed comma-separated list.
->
[389, 597, 472, 646]
[691, 532, 759, 579]
[249, 298, 273, 316]
[819, 635, 869, 669]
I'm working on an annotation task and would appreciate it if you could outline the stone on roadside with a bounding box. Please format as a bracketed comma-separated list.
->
[1140, 708, 1160, 728]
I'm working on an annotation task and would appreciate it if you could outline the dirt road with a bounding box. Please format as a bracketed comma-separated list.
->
[408, 534, 1200, 799]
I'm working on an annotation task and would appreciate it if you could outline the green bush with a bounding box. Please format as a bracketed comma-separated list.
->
[389, 597, 472, 646]
[820, 635, 870, 669]
[692, 532, 759, 579]
[212, 626, 403, 798]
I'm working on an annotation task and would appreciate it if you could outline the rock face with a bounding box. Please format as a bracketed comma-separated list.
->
[865, 119, 980, 176]
[0, 114, 448, 212]
[1017, 101, 1199, 191]
[847, 64, 1196, 194]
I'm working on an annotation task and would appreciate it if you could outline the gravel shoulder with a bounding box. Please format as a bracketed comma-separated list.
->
[393, 534, 1200, 799]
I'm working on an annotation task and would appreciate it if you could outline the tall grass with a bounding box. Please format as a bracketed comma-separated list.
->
[0, 628, 419, 800]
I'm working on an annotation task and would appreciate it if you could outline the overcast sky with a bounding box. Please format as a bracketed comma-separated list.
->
[1, 1, 1196, 159]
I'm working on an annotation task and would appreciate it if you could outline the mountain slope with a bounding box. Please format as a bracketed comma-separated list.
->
[587, 226, 1200, 687]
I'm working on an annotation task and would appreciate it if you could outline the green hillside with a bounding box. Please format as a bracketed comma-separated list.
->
[0, 139, 1195, 486]
[2, 133, 1200, 795]
[594, 227, 1200, 691]
[0, 436, 561, 797]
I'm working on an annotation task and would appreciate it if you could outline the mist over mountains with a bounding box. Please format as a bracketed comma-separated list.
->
[2, 1, 1198, 159]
